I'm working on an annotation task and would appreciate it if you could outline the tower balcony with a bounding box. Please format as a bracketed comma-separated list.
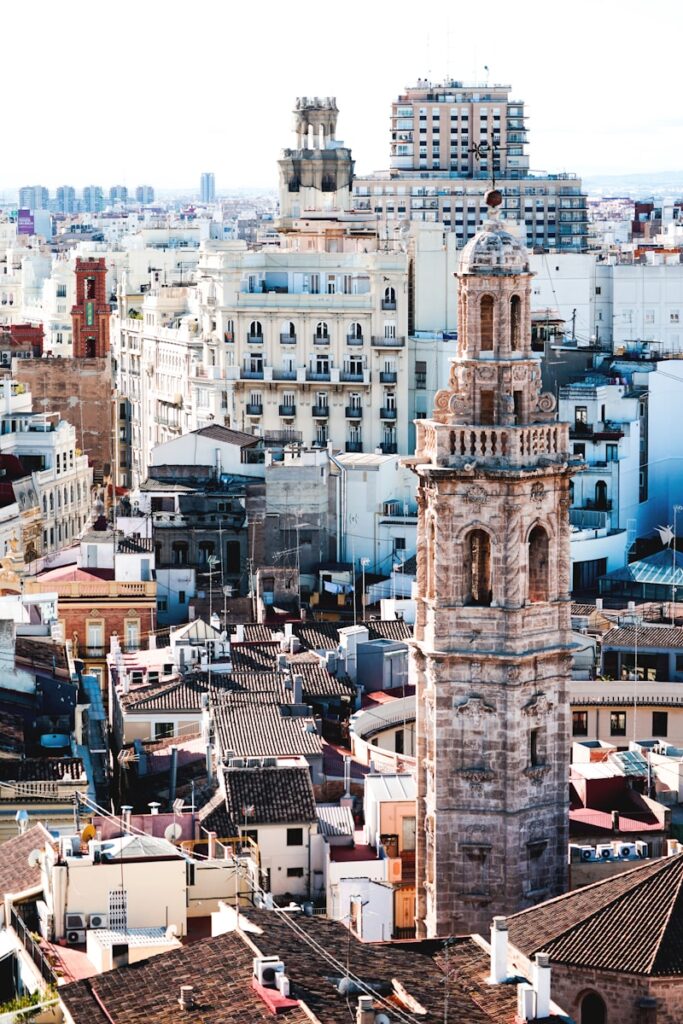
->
[418, 423, 571, 470]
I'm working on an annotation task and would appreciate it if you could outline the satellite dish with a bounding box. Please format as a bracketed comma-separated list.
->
[375, 1015, 391, 1024]
[81, 824, 96, 844]
[27, 849, 42, 869]
[165, 924, 178, 940]
[164, 822, 183, 842]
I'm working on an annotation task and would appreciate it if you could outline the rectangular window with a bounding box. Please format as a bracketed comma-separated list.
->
[530, 729, 540, 766]
[652, 711, 668, 737]
[286, 827, 304, 846]
[154, 722, 174, 739]
[572, 711, 588, 736]
[610, 711, 627, 737]
[287, 867, 304, 878]
[415, 361, 427, 389]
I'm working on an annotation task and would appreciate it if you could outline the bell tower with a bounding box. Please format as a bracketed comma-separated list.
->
[408, 190, 580, 938]
[71, 257, 110, 359]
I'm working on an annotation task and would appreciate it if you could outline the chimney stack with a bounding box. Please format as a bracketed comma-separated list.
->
[121, 805, 132, 832]
[293, 674, 303, 704]
[489, 916, 509, 983]
[207, 831, 217, 860]
[178, 985, 195, 1010]
[356, 995, 374, 1024]
[532, 952, 551, 1019]
[148, 802, 160, 816]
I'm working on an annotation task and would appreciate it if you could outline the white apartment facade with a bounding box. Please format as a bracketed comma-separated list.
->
[0, 380, 92, 554]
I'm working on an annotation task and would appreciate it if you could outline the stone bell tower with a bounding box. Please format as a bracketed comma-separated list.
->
[407, 191, 580, 939]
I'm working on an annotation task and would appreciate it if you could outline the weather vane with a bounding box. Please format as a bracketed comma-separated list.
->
[470, 124, 505, 191]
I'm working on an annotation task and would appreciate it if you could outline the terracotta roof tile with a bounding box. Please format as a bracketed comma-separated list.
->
[223, 766, 317, 826]
[507, 854, 683, 975]
[0, 823, 52, 898]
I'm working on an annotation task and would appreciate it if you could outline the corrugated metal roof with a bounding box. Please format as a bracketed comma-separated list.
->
[364, 772, 416, 801]
[316, 803, 354, 837]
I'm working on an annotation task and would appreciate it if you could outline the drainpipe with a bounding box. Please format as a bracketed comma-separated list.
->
[169, 746, 178, 806]
[307, 823, 312, 899]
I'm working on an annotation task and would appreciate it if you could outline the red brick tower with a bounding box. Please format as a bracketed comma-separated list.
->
[71, 258, 110, 358]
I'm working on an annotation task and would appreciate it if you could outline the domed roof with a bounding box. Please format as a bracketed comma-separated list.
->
[458, 193, 530, 276]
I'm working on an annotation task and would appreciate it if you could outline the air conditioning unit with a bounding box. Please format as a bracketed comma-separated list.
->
[618, 842, 637, 859]
[635, 840, 649, 858]
[253, 956, 285, 988]
[66, 929, 86, 945]
[596, 844, 613, 860]
[89, 913, 108, 929]
[275, 974, 290, 998]
[579, 845, 595, 862]
[61, 836, 81, 859]
[65, 912, 86, 930]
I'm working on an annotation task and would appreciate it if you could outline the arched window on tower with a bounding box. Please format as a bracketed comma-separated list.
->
[465, 529, 492, 606]
[580, 993, 606, 1024]
[510, 294, 522, 351]
[480, 295, 494, 351]
[528, 525, 549, 603]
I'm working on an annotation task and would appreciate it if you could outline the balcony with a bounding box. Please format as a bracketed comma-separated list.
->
[122, 642, 141, 653]
[280, 333, 297, 344]
[246, 403, 263, 416]
[340, 371, 368, 383]
[346, 406, 363, 418]
[380, 442, 398, 454]
[381, 300, 397, 310]
[380, 407, 397, 420]
[312, 404, 329, 418]
[346, 334, 364, 346]
[224, 331, 234, 343]
[278, 404, 296, 417]
[379, 371, 397, 383]
[272, 369, 297, 381]
[346, 441, 363, 453]
[241, 368, 264, 380]
[85, 646, 106, 658]
[313, 336, 330, 345]
[246, 333, 264, 344]
[372, 336, 405, 348]
[306, 370, 331, 382]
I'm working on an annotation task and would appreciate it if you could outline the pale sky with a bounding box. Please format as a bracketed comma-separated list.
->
[4, 0, 682, 192]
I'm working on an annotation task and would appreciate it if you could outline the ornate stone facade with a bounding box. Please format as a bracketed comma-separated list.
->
[407, 192, 581, 938]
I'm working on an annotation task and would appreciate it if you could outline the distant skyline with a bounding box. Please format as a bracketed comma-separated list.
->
[2, 0, 681, 192]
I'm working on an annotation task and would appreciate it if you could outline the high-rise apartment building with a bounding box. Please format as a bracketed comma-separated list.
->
[355, 80, 587, 252]
[55, 186, 77, 214]
[200, 172, 216, 204]
[82, 186, 104, 214]
[18, 185, 49, 210]
[135, 185, 155, 204]
[410, 190, 577, 938]
[109, 185, 128, 204]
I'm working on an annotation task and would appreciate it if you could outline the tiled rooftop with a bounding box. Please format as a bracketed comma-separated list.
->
[507, 853, 683, 975]
[223, 765, 317, 827]
[0, 823, 52, 898]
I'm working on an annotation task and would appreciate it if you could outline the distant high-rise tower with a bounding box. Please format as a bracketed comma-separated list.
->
[410, 190, 578, 938]
[82, 186, 104, 214]
[354, 79, 587, 252]
[55, 186, 76, 214]
[135, 185, 154, 204]
[18, 185, 49, 210]
[200, 172, 216, 203]
[109, 185, 128, 205]
[71, 258, 110, 358]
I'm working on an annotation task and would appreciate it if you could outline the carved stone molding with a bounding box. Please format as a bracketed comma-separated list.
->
[455, 695, 495, 720]
[459, 768, 495, 791]
[476, 365, 496, 381]
[530, 482, 546, 506]
[537, 391, 556, 414]
[522, 692, 554, 717]
[464, 485, 488, 507]
[523, 764, 552, 783]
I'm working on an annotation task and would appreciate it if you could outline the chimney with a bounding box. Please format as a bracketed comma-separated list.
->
[207, 831, 217, 860]
[235, 623, 245, 642]
[343, 754, 351, 797]
[612, 809, 620, 833]
[148, 801, 160, 816]
[178, 985, 195, 1010]
[489, 916, 509, 983]
[517, 983, 535, 1021]
[284, 622, 293, 640]
[356, 995, 374, 1024]
[532, 952, 551, 1019]
[293, 675, 303, 705]
[206, 743, 214, 785]
[121, 805, 132, 832]
[595, 598, 603, 611]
